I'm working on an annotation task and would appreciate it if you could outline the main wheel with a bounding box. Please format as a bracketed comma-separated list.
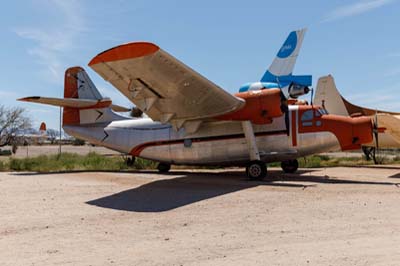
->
[126, 156, 135, 167]
[246, 160, 267, 180]
[281, 159, 299, 173]
[157, 163, 171, 173]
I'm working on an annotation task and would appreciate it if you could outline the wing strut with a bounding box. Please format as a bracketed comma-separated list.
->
[242, 121, 260, 161]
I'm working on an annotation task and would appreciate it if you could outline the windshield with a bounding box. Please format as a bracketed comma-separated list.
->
[318, 107, 329, 115]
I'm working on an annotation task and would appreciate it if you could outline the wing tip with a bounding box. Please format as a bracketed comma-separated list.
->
[88, 42, 160, 66]
[18, 96, 41, 102]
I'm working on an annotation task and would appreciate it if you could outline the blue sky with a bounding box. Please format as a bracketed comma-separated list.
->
[1, 0, 399, 129]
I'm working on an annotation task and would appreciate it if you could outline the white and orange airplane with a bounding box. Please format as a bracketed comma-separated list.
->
[19, 30, 374, 179]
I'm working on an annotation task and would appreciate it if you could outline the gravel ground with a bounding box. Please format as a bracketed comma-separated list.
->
[1, 167, 400, 265]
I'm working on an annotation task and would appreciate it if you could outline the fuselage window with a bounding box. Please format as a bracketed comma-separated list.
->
[184, 139, 192, 148]
[319, 108, 328, 115]
[301, 110, 314, 127]
[301, 110, 314, 121]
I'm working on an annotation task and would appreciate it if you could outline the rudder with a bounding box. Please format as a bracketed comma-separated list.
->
[314, 75, 349, 116]
[63, 67, 114, 125]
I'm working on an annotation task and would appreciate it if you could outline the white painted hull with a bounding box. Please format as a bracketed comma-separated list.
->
[64, 113, 340, 166]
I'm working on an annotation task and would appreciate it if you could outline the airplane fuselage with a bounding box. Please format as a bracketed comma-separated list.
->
[64, 105, 372, 166]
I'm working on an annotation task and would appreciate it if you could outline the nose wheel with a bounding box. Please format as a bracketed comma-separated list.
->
[281, 159, 299, 173]
[246, 160, 267, 180]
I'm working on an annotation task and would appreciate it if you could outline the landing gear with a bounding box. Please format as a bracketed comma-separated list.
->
[246, 160, 267, 180]
[242, 121, 266, 180]
[157, 163, 171, 173]
[362, 146, 378, 164]
[281, 159, 298, 173]
[126, 156, 135, 167]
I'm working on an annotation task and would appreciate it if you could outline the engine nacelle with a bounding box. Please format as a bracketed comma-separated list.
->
[288, 83, 310, 98]
[238, 82, 280, 93]
[216, 89, 283, 124]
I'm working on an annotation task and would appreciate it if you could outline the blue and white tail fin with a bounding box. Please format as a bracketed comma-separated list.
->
[260, 29, 311, 98]
[262, 29, 307, 82]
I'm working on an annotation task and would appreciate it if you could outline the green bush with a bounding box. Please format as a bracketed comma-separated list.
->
[134, 157, 158, 169]
[5, 152, 156, 172]
[72, 138, 85, 146]
[0, 160, 5, 171]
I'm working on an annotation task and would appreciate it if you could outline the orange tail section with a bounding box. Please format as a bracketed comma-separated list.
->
[63, 67, 83, 125]
[39, 122, 47, 132]
[19, 66, 128, 126]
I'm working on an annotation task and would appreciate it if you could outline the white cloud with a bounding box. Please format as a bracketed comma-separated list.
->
[14, 0, 86, 83]
[322, 0, 395, 22]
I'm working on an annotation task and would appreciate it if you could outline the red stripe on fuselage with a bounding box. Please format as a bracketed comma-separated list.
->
[291, 110, 297, 146]
[129, 130, 288, 156]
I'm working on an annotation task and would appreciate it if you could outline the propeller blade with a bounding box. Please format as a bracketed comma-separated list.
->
[310, 87, 314, 106]
[375, 111, 379, 150]
[373, 110, 380, 164]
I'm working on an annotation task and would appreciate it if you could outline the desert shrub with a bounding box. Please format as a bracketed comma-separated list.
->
[134, 157, 157, 169]
[0, 160, 6, 171]
[6, 152, 157, 172]
[72, 138, 85, 146]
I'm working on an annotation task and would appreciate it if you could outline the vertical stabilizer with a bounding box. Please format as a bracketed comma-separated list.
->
[63, 67, 126, 125]
[314, 75, 349, 116]
[39, 122, 47, 132]
[261, 29, 307, 82]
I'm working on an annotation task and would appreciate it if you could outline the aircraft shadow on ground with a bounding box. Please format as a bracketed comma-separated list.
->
[86, 170, 399, 213]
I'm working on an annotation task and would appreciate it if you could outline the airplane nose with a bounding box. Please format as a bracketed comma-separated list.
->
[321, 114, 374, 151]
[351, 116, 373, 145]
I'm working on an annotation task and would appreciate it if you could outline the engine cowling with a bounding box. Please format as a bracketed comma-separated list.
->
[238, 82, 280, 93]
[288, 83, 310, 98]
[216, 89, 283, 124]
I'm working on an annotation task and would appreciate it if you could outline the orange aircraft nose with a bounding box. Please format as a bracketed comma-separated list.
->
[351, 116, 374, 146]
[321, 114, 373, 151]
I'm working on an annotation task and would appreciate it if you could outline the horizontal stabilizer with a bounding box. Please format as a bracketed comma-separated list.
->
[18, 96, 130, 112]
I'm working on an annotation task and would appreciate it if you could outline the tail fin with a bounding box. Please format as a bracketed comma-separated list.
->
[64, 66, 103, 100]
[315, 75, 400, 116]
[39, 122, 46, 134]
[314, 75, 349, 116]
[19, 67, 128, 126]
[63, 66, 105, 125]
[261, 29, 308, 83]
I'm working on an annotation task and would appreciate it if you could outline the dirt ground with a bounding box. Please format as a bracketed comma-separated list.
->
[1, 167, 400, 265]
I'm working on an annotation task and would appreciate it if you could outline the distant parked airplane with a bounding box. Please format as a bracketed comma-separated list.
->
[314, 75, 396, 162]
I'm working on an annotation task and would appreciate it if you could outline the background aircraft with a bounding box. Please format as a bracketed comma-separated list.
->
[314, 75, 399, 163]
[19, 30, 374, 180]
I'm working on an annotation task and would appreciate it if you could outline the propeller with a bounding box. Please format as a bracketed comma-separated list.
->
[130, 107, 143, 118]
[276, 78, 290, 136]
[372, 110, 380, 164]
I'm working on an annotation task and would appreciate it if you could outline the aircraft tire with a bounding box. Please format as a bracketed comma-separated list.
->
[246, 160, 267, 180]
[281, 159, 298, 173]
[126, 157, 135, 167]
[157, 163, 171, 173]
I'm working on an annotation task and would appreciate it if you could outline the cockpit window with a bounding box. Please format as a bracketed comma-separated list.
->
[319, 108, 328, 115]
[301, 110, 314, 121]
